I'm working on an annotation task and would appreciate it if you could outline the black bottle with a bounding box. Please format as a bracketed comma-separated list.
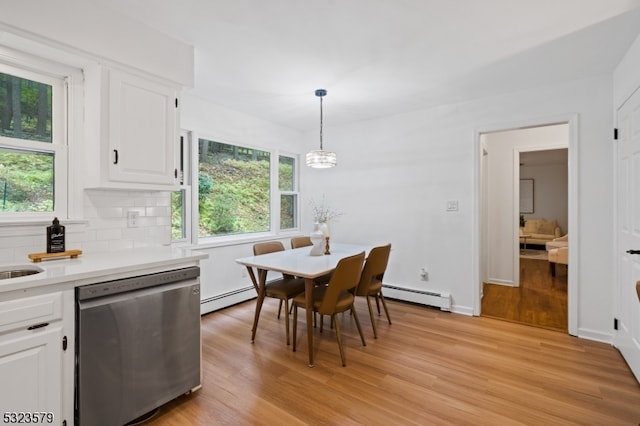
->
[47, 217, 65, 253]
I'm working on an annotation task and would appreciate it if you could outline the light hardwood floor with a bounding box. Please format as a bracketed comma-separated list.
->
[141, 295, 640, 425]
[481, 255, 568, 331]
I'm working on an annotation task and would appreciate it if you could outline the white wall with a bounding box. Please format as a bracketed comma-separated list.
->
[483, 125, 568, 287]
[614, 33, 640, 107]
[300, 75, 613, 340]
[521, 161, 569, 233]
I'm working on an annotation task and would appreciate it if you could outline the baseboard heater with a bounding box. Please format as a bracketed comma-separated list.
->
[382, 284, 452, 311]
[200, 286, 255, 315]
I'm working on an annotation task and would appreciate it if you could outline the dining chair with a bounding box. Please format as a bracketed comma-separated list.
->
[290, 236, 312, 249]
[292, 251, 366, 366]
[353, 244, 392, 339]
[249, 241, 306, 345]
[291, 235, 333, 329]
[291, 235, 331, 285]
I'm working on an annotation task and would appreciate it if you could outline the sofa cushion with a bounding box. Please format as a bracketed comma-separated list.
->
[523, 219, 558, 235]
[523, 221, 539, 233]
[537, 220, 557, 235]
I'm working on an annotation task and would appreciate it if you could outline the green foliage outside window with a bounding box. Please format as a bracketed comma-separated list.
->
[198, 139, 271, 237]
[0, 73, 52, 142]
[0, 149, 54, 212]
[0, 72, 55, 213]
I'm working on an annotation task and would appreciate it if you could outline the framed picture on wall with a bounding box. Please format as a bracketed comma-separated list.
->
[520, 179, 534, 213]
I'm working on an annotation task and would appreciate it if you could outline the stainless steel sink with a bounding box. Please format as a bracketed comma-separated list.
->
[0, 266, 43, 280]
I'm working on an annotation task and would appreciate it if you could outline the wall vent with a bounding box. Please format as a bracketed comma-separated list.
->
[382, 284, 451, 311]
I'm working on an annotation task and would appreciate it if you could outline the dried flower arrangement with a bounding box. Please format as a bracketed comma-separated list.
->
[310, 195, 343, 223]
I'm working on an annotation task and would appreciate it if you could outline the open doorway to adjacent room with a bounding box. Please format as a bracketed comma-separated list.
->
[478, 122, 571, 332]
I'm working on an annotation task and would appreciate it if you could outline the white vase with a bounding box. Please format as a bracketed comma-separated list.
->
[318, 221, 329, 237]
[309, 223, 325, 256]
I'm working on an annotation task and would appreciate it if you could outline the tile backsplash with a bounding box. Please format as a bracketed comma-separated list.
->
[0, 189, 172, 263]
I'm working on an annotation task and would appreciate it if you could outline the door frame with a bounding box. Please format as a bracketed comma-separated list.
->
[473, 113, 579, 336]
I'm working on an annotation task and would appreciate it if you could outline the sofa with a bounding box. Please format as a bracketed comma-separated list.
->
[519, 219, 562, 246]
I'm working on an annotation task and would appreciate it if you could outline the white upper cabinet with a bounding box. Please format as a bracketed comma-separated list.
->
[108, 69, 178, 186]
[84, 65, 180, 190]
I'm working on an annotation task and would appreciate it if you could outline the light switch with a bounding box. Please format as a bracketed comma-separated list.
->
[446, 200, 458, 211]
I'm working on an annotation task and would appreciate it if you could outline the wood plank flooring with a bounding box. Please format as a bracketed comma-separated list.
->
[481, 255, 568, 331]
[141, 294, 640, 425]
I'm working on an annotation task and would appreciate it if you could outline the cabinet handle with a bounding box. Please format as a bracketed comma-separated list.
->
[627, 249, 640, 255]
[27, 322, 49, 330]
[113, 149, 119, 165]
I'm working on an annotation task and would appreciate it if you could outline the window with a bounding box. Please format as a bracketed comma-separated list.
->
[279, 155, 298, 230]
[0, 62, 66, 217]
[172, 132, 191, 242]
[195, 137, 298, 240]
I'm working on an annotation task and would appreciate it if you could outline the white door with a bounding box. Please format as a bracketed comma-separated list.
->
[614, 87, 640, 381]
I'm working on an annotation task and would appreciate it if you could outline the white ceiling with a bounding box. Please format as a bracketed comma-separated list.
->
[88, 0, 640, 132]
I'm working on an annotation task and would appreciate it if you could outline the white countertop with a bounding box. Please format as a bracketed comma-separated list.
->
[0, 247, 208, 295]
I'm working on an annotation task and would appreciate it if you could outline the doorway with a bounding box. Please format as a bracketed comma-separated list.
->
[475, 118, 577, 334]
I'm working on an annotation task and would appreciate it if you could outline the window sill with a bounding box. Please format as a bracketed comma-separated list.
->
[0, 218, 88, 237]
[194, 229, 304, 250]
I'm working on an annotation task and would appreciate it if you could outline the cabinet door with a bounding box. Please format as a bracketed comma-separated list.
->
[109, 69, 178, 185]
[0, 326, 63, 419]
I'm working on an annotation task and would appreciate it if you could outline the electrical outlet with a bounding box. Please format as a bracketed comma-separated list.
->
[127, 210, 139, 228]
[420, 268, 429, 281]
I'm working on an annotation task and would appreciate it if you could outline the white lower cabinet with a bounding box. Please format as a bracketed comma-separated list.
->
[0, 291, 73, 426]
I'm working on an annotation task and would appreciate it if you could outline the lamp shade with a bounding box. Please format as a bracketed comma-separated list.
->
[306, 150, 337, 168]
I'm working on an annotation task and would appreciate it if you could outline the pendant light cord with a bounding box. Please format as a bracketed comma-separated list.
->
[319, 95, 324, 150]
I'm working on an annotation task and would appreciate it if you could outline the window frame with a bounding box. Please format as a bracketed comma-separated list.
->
[277, 153, 299, 232]
[181, 131, 301, 247]
[0, 49, 71, 220]
[171, 131, 192, 245]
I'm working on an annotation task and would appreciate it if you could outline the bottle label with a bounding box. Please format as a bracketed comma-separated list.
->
[48, 230, 65, 253]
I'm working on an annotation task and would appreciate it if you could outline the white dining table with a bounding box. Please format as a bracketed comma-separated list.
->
[236, 242, 371, 367]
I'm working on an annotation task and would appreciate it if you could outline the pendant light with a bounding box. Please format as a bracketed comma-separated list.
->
[306, 89, 337, 168]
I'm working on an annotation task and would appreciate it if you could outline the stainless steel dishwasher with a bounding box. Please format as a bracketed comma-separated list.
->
[76, 266, 201, 426]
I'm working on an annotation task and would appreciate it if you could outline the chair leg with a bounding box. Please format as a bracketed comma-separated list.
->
[378, 291, 392, 325]
[284, 298, 290, 346]
[351, 305, 366, 347]
[375, 295, 381, 315]
[277, 299, 283, 319]
[365, 295, 378, 339]
[550, 262, 556, 277]
[332, 314, 347, 367]
[292, 304, 298, 352]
